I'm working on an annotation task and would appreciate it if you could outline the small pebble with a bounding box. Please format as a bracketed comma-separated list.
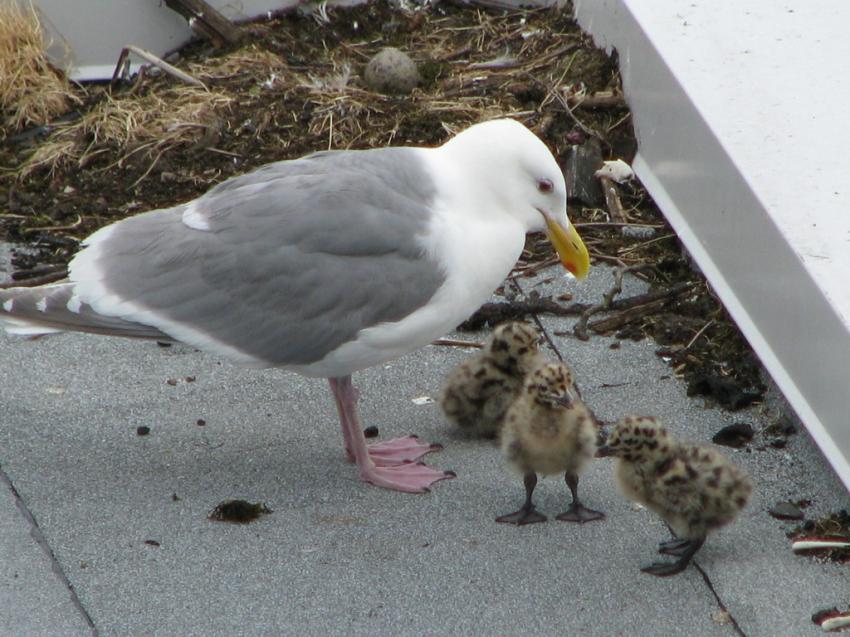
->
[136, 426, 151, 436]
[364, 47, 420, 94]
[363, 426, 379, 438]
[769, 501, 804, 520]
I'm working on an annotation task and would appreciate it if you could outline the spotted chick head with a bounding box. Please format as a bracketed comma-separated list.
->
[486, 321, 543, 371]
[596, 416, 673, 462]
[523, 360, 578, 409]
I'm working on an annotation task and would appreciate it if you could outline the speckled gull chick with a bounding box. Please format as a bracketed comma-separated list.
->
[0, 118, 590, 493]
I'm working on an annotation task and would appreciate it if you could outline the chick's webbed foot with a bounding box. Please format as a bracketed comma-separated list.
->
[641, 538, 704, 577]
[496, 507, 547, 525]
[658, 538, 692, 556]
[497, 472, 546, 525]
[640, 559, 691, 577]
[558, 473, 605, 523]
[556, 503, 606, 523]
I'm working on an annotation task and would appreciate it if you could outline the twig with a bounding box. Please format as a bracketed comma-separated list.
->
[432, 338, 484, 349]
[459, 296, 589, 332]
[584, 282, 696, 335]
[684, 319, 715, 350]
[111, 45, 207, 90]
[568, 92, 626, 109]
[574, 222, 664, 230]
[573, 266, 633, 340]
[1, 270, 68, 289]
[551, 83, 600, 139]
[618, 233, 677, 255]
[164, 0, 242, 47]
[10, 264, 67, 281]
[599, 176, 628, 224]
[508, 279, 564, 363]
[20, 215, 82, 234]
[586, 298, 667, 334]
[510, 255, 559, 278]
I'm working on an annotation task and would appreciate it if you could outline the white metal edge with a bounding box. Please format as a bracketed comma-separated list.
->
[575, 0, 850, 492]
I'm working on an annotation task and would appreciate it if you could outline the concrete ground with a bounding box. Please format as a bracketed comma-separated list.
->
[1, 263, 848, 637]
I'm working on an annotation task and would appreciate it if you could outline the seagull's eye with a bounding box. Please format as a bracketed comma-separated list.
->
[537, 178, 554, 194]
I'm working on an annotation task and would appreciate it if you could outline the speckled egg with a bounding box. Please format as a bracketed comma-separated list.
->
[364, 47, 421, 95]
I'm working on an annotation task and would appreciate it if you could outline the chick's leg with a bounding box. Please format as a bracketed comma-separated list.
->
[496, 473, 547, 525]
[641, 537, 705, 577]
[556, 472, 605, 523]
[658, 537, 693, 556]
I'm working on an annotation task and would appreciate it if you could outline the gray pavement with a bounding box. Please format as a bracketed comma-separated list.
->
[1, 263, 848, 637]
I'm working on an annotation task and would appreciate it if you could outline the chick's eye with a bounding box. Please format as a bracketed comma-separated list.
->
[537, 178, 554, 193]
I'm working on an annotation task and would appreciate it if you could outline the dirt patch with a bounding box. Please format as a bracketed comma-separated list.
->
[209, 499, 272, 524]
[0, 1, 762, 405]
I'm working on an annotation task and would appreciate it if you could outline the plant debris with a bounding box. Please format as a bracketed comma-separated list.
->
[459, 294, 587, 331]
[0, 1, 764, 409]
[209, 499, 272, 524]
[0, 2, 80, 134]
[790, 510, 850, 563]
[712, 423, 754, 449]
[813, 607, 850, 633]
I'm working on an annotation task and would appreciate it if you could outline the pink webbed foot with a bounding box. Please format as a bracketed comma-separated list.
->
[328, 376, 454, 493]
[359, 461, 456, 493]
[366, 435, 443, 466]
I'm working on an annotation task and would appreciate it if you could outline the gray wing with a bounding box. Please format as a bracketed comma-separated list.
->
[70, 147, 446, 365]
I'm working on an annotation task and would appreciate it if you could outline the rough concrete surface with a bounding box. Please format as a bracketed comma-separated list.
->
[1, 264, 847, 636]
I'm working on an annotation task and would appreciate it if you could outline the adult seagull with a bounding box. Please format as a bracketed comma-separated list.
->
[0, 118, 590, 493]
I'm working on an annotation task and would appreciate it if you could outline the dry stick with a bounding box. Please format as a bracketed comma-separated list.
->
[599, 176, 628, 224]
[10, 264, 67, 281]
[573, 265, 645, 340]
[20, 214, 82, 234]
[585, 283, 696, 335]
[432, 338, 484, 349]
[111, 45, 207, 90]
[510, 254, 559, 278]
[164, 0, 242, 47]
[568, 92, 627, 109]
[574, 222, 664, 230]
[1, 270, 67, 289]
[586, 298, 667, 334]
[683, 319, 716, 351]
[507, 278, 565, 363]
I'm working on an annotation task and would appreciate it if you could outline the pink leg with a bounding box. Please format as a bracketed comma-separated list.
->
[327, 376, 455, 493]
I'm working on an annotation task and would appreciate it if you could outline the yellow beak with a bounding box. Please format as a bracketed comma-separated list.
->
[545, 217, 590, 280]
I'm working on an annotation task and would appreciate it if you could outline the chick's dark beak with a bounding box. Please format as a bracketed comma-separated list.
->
[553, 394, 574, 408]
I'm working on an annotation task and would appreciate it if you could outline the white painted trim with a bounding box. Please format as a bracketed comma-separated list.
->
[575, 0, 850, 492]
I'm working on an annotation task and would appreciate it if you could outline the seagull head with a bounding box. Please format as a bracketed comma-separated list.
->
[441, 119, 590, 279]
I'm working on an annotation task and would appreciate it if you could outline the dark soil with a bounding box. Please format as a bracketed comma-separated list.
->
[0, 1, 764, 407]
[209, 499, 272, 524]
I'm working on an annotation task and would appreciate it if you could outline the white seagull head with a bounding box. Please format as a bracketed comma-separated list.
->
[439, 118, 590, 279]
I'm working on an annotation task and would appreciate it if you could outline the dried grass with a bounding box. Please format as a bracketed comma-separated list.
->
[19, 87, 234, 180]
[0, 1, 79, 134]
[16, 5, 621, 182]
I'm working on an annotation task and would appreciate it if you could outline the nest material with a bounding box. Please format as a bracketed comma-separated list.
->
[0, 1, 79, 134]
[19, 87, 235, 181]
[13, 5, 623, 180]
